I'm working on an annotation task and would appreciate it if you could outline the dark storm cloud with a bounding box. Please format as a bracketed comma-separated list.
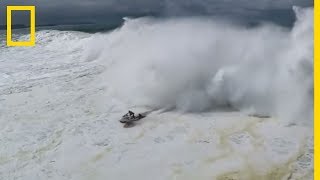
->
[0, 0, 313, 25]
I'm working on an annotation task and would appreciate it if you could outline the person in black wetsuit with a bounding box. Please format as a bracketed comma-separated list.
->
[138, 113, 144, 118]
[128, 110, 135, 119]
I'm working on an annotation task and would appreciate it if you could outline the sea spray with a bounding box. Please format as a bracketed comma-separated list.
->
[91, 7, 313, 124]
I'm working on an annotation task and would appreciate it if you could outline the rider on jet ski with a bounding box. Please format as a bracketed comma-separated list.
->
[128, 110, 135, 118]
[125, 111, 143, 119]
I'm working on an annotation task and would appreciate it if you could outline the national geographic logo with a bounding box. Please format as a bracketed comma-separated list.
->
[6, 6, 36, 47]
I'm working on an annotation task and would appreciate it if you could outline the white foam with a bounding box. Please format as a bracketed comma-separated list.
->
[0, 7, 313, 180]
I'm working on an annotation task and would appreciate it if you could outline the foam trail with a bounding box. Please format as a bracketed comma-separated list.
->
[85, 7, 313, 124]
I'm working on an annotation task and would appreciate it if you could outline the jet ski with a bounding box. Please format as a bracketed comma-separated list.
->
[119, 111, 146, 124]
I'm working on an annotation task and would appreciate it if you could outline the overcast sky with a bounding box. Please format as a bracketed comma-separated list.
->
[0, 0, 313, 25]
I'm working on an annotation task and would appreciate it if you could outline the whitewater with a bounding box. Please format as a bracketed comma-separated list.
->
[0, 7, 313, 180]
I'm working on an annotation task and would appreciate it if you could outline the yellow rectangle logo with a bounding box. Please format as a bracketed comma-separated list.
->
[7, 6, 36, 47]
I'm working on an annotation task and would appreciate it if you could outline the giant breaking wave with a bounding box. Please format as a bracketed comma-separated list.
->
[0, 7, 313, 125]
[86, 7, 313, 125]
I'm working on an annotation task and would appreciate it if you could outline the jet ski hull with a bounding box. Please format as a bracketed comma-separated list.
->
[119, 115, 146, 123]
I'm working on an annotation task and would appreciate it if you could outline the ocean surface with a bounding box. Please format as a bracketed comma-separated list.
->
[0, 7, 314, 180]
